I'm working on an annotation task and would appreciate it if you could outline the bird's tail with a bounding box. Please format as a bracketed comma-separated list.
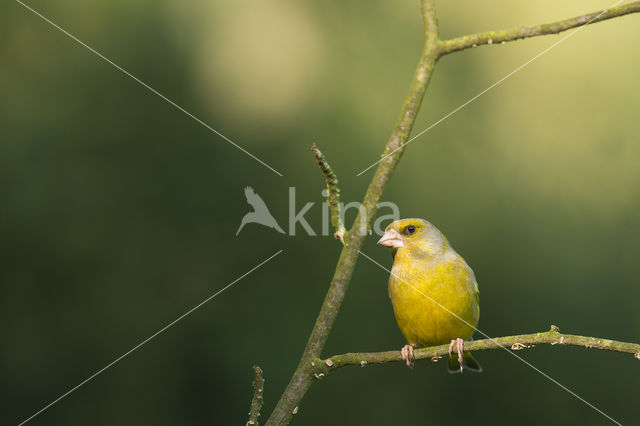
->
[447, 352, 482, 374]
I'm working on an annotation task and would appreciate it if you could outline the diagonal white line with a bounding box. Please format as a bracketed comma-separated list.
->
[18, 249, 284, 426]
[356, 0, 626, 176]
[357, 249, 621, 426]
[15, 0, 283, 177]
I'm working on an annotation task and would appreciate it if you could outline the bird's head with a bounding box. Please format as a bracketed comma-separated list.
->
[377, 218, 449, 259]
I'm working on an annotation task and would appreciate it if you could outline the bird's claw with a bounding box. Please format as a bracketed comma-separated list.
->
[449, 338, 465, 373]
[401, 344, 415, 369]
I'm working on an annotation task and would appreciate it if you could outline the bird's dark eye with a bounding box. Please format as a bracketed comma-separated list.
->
[406, 225, 416, 234]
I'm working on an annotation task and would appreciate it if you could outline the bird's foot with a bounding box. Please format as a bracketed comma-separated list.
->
[400, 344, 416, 369]
[449, 338, 465, 373]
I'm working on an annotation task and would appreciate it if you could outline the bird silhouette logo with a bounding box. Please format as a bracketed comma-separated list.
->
[236, 187, 285, 235]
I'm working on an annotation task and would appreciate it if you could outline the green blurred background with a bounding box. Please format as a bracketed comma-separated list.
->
[2, 0, 639, 424]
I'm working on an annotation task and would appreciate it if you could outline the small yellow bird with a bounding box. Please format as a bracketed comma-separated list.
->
[377, 218, 482, 373]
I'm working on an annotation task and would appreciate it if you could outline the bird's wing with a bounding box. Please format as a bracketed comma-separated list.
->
[465, 261, 480, 308]
[245, 186, 269, 212]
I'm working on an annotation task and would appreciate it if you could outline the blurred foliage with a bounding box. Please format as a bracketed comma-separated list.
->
[2, 0, 639, 425]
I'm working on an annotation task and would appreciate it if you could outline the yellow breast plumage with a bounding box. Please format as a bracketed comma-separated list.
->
[389, 249, 479, 346]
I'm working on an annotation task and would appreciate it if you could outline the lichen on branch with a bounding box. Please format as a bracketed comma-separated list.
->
[265, 4, 440, 422]
[310, 326, 640, 376]
[260, 1, 640, 424]
[311, 144, 346, 244]
[438, 1, 640, 56]
[247, 366, 265, 426]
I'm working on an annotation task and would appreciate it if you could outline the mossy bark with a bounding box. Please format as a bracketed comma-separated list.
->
[264, 2, 440, 425]
[310, 326, 640, 376]
[261, 1, 640, 424]
[438, 1, 640, 56]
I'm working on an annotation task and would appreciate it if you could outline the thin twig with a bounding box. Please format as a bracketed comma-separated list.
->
[310, 326, 640, 375]
[311, 144, 346, 244]
[247, 366, 265, 426]
[438, 1, 640, 56]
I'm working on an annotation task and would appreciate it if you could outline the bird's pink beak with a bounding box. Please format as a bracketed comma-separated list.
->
[377, 228, 405, 249]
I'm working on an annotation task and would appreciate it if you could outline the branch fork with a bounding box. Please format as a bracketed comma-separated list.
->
[250, 2, 640, 424]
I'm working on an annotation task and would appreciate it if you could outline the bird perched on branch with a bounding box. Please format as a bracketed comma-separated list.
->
[377, 218, 482, 373]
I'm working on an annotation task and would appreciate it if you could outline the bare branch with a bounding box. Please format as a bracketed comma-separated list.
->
[247, 366, 265, 426]
[438, 1, 640, 56]
[311, 144, 346, 244]
[265, 1, 440, 424]
[310, 326, 640, 376]
[260, 1, 640, 424]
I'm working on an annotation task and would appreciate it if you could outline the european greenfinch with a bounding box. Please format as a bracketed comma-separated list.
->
[377, 218, 482, 373]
